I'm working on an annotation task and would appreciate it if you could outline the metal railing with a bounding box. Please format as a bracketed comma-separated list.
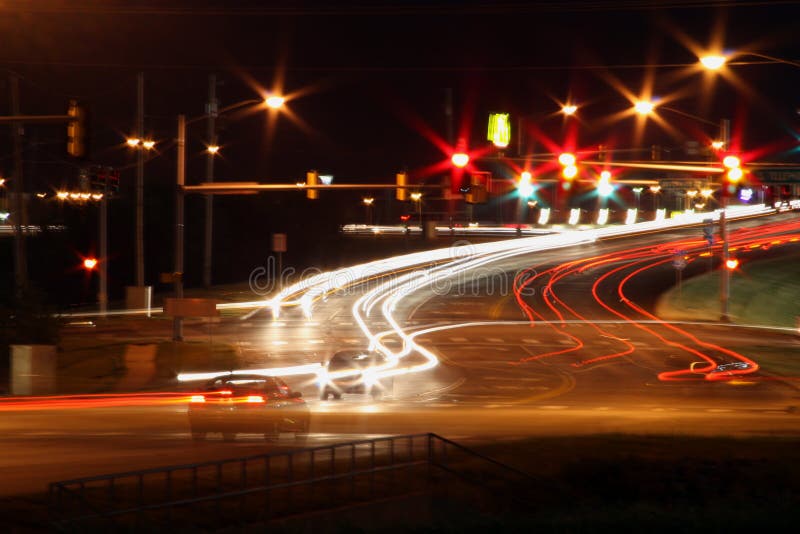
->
[49, 432, 531, 531]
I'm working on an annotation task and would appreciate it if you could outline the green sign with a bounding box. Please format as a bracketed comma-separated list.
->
[487, 113, 510, 148]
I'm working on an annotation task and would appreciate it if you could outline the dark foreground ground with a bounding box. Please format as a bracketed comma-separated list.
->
[2, 433, 798, 532]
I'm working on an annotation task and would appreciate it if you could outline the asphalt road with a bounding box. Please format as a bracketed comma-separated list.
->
[2, 213, 800, 499]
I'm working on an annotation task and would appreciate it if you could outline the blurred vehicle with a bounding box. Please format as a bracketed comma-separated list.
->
[319, 349, 394, 401]
[711, 361, 752, 375]
[188, 374, 309, 441]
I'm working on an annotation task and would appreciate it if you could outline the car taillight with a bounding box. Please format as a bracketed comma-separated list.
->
[246, 395, 265, 403]
[190, 395, 206, 403]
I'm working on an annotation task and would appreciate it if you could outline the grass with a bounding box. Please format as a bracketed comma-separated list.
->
[657, 253, 800, 327]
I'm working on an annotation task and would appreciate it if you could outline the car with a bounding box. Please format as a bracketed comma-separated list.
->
[188, 374, 309, 442]
[319, 349, 394, 401]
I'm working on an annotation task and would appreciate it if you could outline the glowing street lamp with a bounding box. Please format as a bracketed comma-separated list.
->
[634, 100, 655, 115]
[700, 54, 727, 70]
[142, 140, 156, 150]
[265, 95, 285, 109]
[207, 145, 220, 155]
[410, 192, 423, 227]
[562, 104, 578, 116]
[711, 140, 724, 150]
[126, 137, 140, 147]
[83, 258, 98, 270]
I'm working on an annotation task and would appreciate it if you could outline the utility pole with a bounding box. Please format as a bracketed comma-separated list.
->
[99, 174, 108, 317]
[203, 74, 217, 288]
[174, 114, 186, 341]
[135, 72, 145, 287]
[10, 74, 27, 294]
[719, 118, 731, 322]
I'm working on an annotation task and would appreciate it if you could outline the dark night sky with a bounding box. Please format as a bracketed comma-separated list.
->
[0, 1, 799, 305]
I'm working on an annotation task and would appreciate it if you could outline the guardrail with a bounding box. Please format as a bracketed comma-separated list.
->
[49, 432, 532, 531]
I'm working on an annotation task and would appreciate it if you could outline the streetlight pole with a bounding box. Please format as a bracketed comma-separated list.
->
[174, 114, 185, 341]
[135, 71, 145, 288]
[203, 73, 217, 288]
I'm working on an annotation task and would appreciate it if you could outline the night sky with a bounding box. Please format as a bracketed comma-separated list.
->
[1, 1, 798, 306]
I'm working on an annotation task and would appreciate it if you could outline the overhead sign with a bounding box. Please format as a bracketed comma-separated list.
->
[751, 169, 800, 184]
[272, 233, 287, 253]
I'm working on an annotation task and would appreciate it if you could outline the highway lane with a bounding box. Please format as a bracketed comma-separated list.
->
[4, 210, 800, 499]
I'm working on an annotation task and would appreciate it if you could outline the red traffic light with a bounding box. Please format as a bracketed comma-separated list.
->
[399, 215, 411, 222]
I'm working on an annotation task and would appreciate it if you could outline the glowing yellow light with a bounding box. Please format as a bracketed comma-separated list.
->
[687, 189, 698, 198]
[711, 140, 724, 150]
[634, 100, 655, 115]
[207, 145, 220, 154]
[83, 258, 98, 270]
[57, 191, 69, 199]
[562, 104, 578, 115]
[142, 140, 155, 150]
[69, 192, 80, 200]
[91, 193, 103, 200]
[600, 170, 611, 181]
[79, 193, 91, 200]
[562, 165, 578, 179]
[0, 178, 5, 186]
[723, 155, 741, 169]
[487, 113, 511, 148]
[36, 192, 46, 198]
[363, 197, 374, 205]
[700, 188, 713, 198]
[727, 167, 743, 182]
[649, 185, 661, 193]
[451, 152, 469, 168]
[700, 55, 727, 70]
[410, 192, 422, 202]
[726, 258, 739, 270]
[246, 395, 265, 403]
[558, 153, 576, 166]
[126, 138, 140, 147]
[190, 395, 205, 403]
[265, 95, 285, 109]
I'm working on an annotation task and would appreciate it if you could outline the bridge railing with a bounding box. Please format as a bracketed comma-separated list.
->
[49, 432, 532, 531]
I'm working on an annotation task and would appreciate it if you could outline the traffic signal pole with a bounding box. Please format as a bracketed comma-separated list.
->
[719, 119, 731, 323]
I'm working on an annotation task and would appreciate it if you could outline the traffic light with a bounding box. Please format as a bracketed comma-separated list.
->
[723, 155, 742, 183]
[306, 170, 318, 200]
[465, 185, 487, 204]
[67, 99, 88, 158]
[558, 153, 577, 179]
[396, 172, 407, 201]
[517, 171, 534, 199]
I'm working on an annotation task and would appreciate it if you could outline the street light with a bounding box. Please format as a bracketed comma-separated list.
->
[562, 104, 578, 116]
[362, 197, 374, 225]
[410, 192, 423, 227]
[700, 55, 727, 70]
[634, 100, 655, 115]
[265, 95, 286, 109]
